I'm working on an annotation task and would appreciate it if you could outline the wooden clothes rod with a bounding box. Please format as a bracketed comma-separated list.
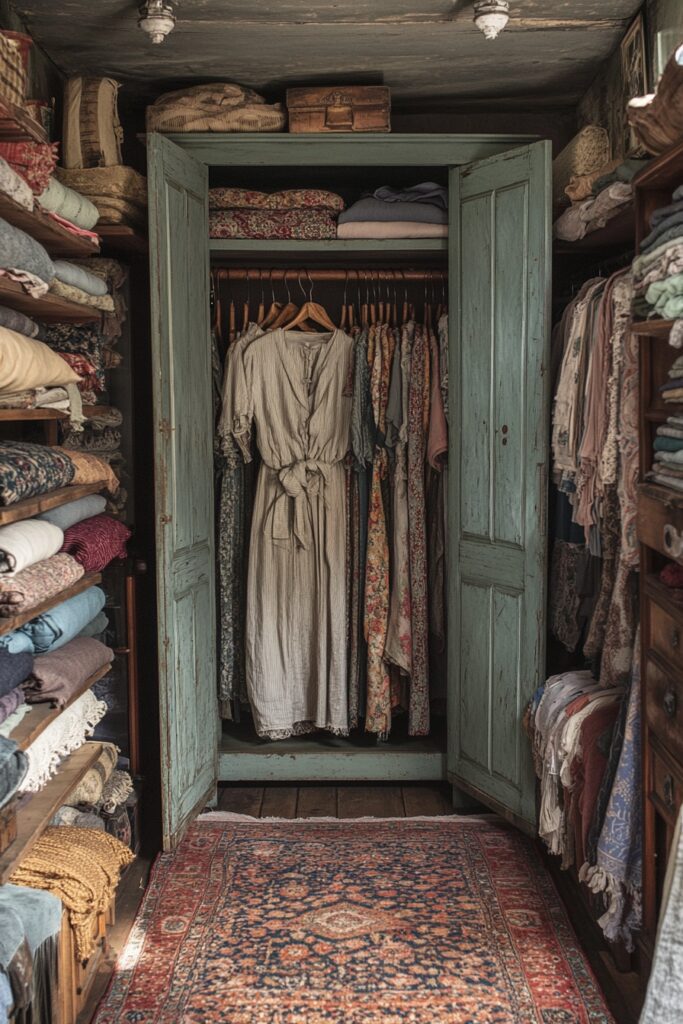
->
[213, 268, 447, 282]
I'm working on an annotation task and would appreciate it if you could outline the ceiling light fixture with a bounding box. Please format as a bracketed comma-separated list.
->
[473, 0, 510, 40]
[138, 1, 176, 45]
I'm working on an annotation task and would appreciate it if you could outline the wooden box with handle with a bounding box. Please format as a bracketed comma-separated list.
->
[286, 86, 390, 133]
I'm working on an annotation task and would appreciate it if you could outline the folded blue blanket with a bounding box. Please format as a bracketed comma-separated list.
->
[52, 260, 108, 297]
[35, 493, 107, 531]
[0, 734, 27, 809]
[338, 196, 447, 225]
[373, 182, 448, 209]
[19, 585, 106, 653]
[0, 631, 34, 654]
[654, 436, 683, 452]
[0, 650, 32, 699]
[0, 217, 55, 285]
[0, 885, 61, 961]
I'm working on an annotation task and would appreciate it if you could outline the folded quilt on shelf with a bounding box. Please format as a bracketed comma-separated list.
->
[19, 584, 107, 654]
[209, 187, 344, 212]
[337, 220, 447, 239]
[0, 141, 59, 196]
[19, 690, 106, 793]
[52, 259, 108, 297]
[0, 216, 55, 284]
[0, 552, 84, 616]
[0, 519, 64, 575]
[36, 493, 107, 531]
[0, 649, 32, 698]
[24, 636, 114, 706]
[209, 208, 337, 240]
[61, 514, 130, 572]
[48, 278, 115, 312]
[53, 447, 119, 495]
[0, 683, 25, 726]
[373, 182, 448, 208]
[37, 176, 100, 230]
[65, 740, 117, 806]
[338, 196, 447, 224]
[0, 154, 34, 211]
[0, 441, 75, 506]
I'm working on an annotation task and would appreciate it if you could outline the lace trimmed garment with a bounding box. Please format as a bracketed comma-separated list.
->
[225, 327, 354, 739]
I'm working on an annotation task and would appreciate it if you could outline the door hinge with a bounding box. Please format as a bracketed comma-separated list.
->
[159, 419, 174, 439]
[159, 513, 172, 524]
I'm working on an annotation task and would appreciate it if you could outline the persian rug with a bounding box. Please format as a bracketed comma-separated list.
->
[93, 815, 613, 1023]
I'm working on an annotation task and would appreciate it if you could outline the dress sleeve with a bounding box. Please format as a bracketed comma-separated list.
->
[217, 337, 254, 463]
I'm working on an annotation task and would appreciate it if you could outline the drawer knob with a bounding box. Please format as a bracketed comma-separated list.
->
[663, 524, 683, 558]
[664, 688, 678, 718]
[664, 774, 675, 809]
[672, 628, 681, 650]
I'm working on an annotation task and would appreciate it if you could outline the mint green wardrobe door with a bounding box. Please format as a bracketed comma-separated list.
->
[447, 141, 551, 830]
[148, 133, 217, 848]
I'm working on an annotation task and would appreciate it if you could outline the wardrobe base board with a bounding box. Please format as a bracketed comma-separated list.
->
[219, 736, 446, 782]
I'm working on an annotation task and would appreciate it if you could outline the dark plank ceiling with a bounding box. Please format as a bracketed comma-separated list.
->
[13, 0, 643, 106]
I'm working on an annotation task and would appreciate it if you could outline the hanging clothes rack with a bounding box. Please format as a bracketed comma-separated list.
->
[214, 268, 447, 283]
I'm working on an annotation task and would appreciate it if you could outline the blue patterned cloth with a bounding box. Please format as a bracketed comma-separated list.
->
[0, 442, 74, 507]
[581, 629, 642, 949]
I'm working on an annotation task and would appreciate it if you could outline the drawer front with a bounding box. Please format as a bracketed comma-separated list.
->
[638, 486, 683, 563]
[645, 652, 683, 764]
[650, 740, 683, 826]
[649, 598, 683, 674]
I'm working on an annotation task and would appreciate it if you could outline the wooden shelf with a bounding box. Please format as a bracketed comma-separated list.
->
[639, 481, 683, 509]
[210, 237, 448, 263]
[632, 319, 674, 338]
[0, 192, 99, 258]
[0, 98, 46, 144]
[10, 664, 112, 751]
[553, 205, 635, 254]
[0, 277, 100, 323]
[0, 572, 102, 636]
[0, 742, 102, 884]
[97, 225, 148, 255]
[634, 140, 683, 191]
[0, 408, 67, 422]
[0, 482, 107, 527]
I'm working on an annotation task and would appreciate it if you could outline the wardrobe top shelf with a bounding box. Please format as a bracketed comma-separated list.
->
[209, 238, 448, 262]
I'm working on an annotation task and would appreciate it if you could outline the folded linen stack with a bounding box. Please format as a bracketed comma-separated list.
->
[632, 184, 683, 329]
[0, 649, 32, 726]
[56, 166, 147, 231]
[209, 187, 344, 240]
[647, 399, 683, 490]
[337, 182, 448, 239]
[553, 160, 646, 243]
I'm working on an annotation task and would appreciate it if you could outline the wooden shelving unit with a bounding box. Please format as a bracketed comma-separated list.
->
[0, 572, 102, 636]
[0, 192, 99, 258]
[209, 237, 448, 263]
[10, 663, 112, 751]
[632, 319, 674, 338]
[0, 97, 46, 144]
[553, 204, 635, 253]
[0, 482, 108, 527]
[0, 408, 68, 422]
[0, 277, 100, 323]
[0, 742, 103, 884]
[97, 225, 148, 255]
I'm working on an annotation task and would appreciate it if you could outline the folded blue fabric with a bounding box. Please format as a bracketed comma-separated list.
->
[0, 217, 55, 285]
[35, 493, 107, 531]
[0, 886, 61, 956]
[651, 199, 683, 229]
[654, 436, 683, 452]
[339, 196, 447, 225]
[52, 260, 108, 297]
[0, 650, 32, 699]
[0, 304, 40, 338]
[660, 377, 683, 391]
[0, 971, 11, 1021]
[19, 585, 106, 654]
[0, 735, 27, 809]
[0, 631, 34, 654]
[641, 211, 683, 253]
[373, 182, 448, 209]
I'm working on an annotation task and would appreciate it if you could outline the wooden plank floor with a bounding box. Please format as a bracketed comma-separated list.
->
[217, 782, 456, 818]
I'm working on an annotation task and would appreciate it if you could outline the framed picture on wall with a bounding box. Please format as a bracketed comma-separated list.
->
[620, 12, 648, 156]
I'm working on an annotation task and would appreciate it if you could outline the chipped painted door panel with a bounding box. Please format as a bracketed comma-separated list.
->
[447, 141, 551, 830]
[148, 133, 217, 849]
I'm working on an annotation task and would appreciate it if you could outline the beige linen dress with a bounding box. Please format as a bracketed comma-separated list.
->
[227, 327, 355, 738]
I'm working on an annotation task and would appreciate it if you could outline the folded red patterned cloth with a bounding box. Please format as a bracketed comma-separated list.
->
[0, 141, 59, 195]
[209, 208, 337, 240]
[61, 513, 130, 572]
[56, 351, 101, 394]
[0, 553, 84, 616]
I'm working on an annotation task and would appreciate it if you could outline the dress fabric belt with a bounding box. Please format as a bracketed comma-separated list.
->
[265, 459, 334, 549]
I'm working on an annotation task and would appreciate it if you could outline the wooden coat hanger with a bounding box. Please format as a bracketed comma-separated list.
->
[269, 272, 300, 329]
[282, 270, 337, 333]
[261, 270, 283, 328]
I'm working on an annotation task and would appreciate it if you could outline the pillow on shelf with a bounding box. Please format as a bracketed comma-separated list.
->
[0, 326, 81, 394]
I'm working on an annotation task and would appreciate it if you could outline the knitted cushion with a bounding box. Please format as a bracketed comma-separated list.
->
[552, 126, 611, 208]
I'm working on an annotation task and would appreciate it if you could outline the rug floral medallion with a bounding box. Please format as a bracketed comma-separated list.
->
[94, 817, 613, 1023]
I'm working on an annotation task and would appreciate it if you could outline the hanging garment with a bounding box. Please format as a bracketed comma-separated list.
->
[225, 327, 354, 739]
[364, 325, 392, 735]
